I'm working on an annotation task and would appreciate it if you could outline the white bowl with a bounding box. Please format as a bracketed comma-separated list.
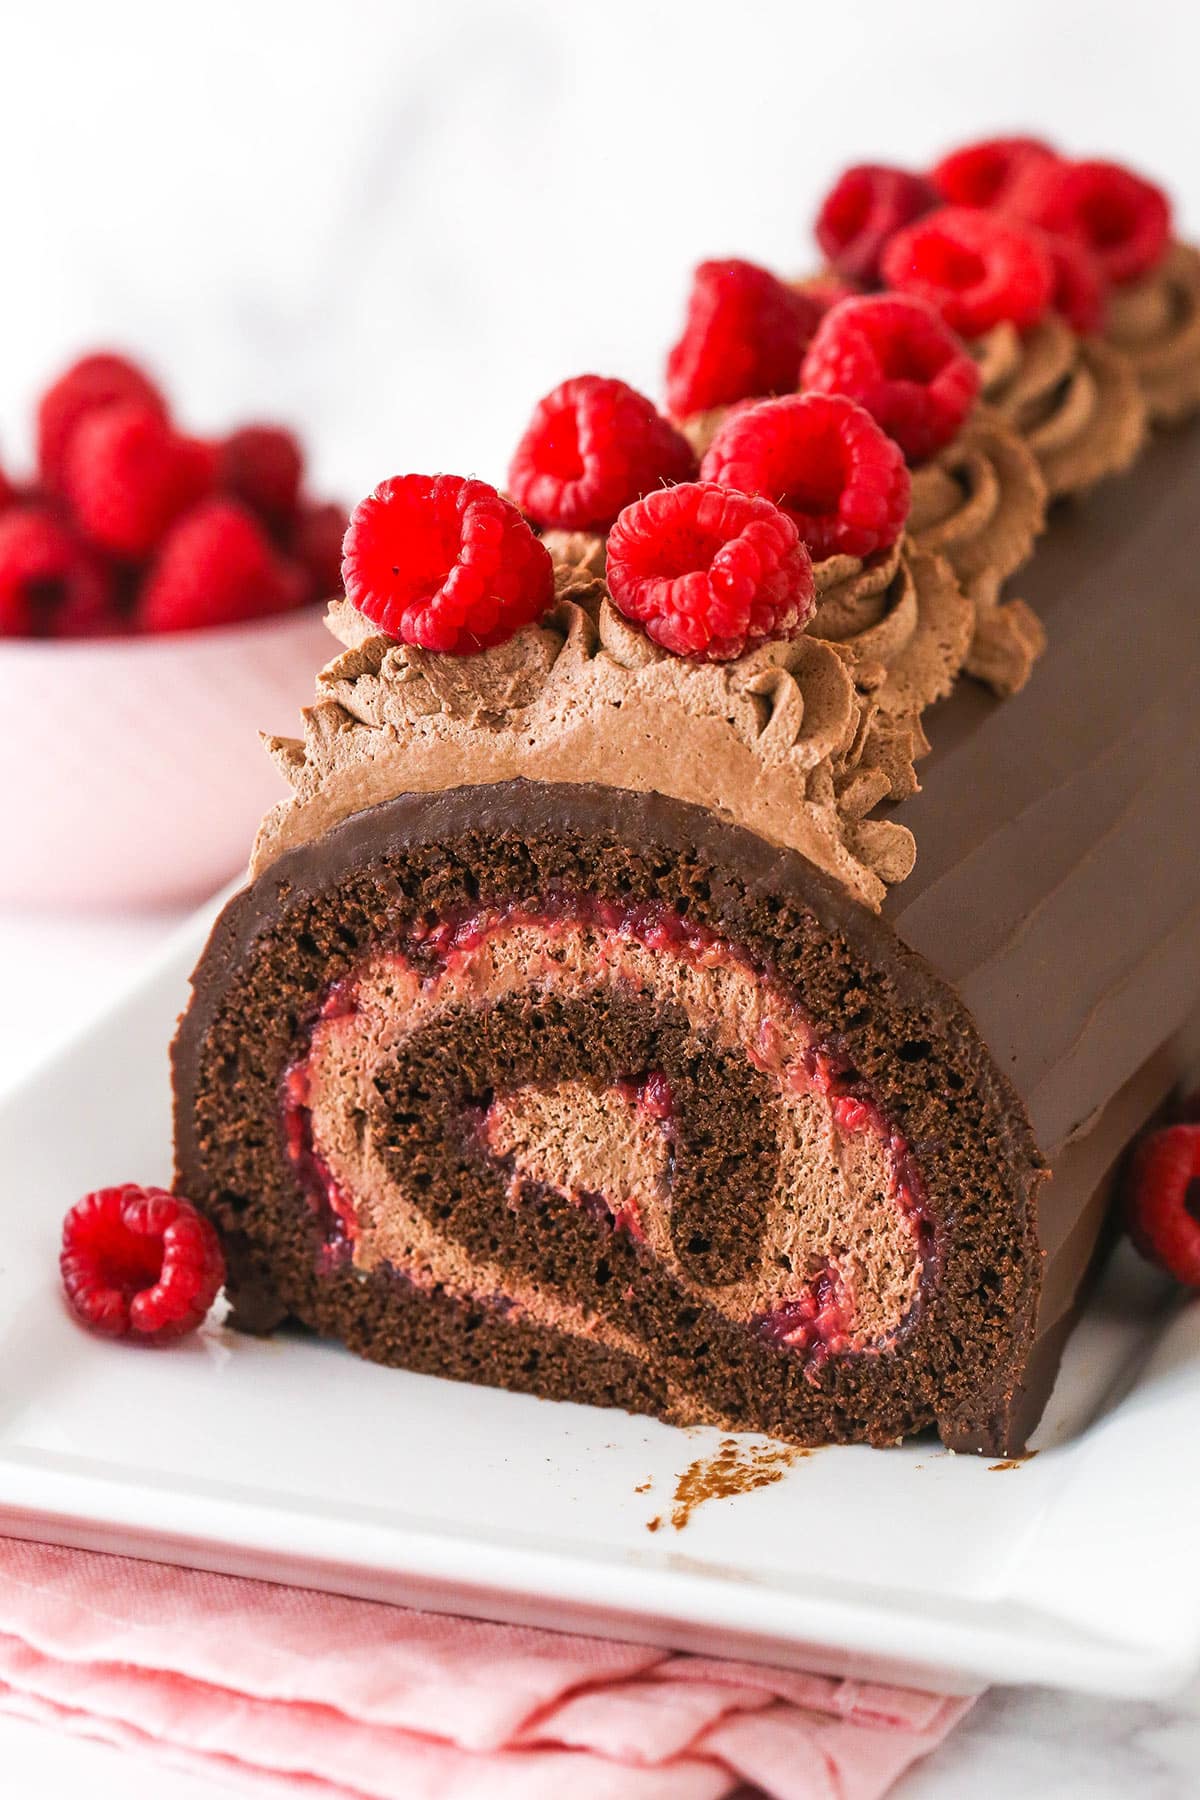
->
[0, 607, 333, 910]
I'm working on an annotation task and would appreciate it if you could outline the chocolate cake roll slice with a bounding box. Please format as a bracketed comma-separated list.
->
[174, 779, 1042, 1452]
[172, 325, 1199, 1457]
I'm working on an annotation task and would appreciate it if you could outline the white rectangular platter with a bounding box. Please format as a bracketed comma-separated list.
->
[1, 907, 1198, 1701]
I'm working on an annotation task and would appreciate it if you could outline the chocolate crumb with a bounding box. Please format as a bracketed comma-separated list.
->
[988, 1450, 1040, 1472]
[668, 1436, 807, 1531]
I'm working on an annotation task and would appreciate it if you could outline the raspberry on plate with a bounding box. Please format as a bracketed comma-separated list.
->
[37, 352, 167, 493]
[1125, 1123, 1200, 1289]
[800, 294, 980, 463]
[930, 136, 1058, 209]
[0, 505, 113, 638]
[665, 260, 822, 419]
[139, 499, 303, 633]
[605, 481, 814, 661]
[882, 207, 1054, 338]
[1009, 158, 1171, 287]
[65, 402, 215, 560]
[60, 1184, 225, 1341]
[700, 392, 911, 561]
[508, 374, 696, 533]
[814, 163, 938, 287]
[220, 424, 305, 525]
[342, 473, 554, 654]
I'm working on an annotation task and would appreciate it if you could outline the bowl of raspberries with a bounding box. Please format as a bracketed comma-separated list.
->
[0, 351, 346, 909]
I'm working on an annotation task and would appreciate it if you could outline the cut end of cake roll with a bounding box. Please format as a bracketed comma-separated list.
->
[173, 780, 1045, 1455]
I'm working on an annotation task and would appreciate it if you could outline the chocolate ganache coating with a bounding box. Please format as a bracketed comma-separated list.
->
[888, 420, 1200, 1160]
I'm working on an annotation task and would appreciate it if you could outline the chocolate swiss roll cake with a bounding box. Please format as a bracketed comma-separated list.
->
[173, 142, 1200, 1458]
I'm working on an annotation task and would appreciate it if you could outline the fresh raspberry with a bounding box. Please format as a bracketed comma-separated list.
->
[291, 500, 348, 601]
[700, 393, 911, 561]
[930, 136, 1058, 209]
[1041, 232, 1107, 334]
[605, 481, 814, 662]
[814, 164, 938, 287]
[0, 506, 113, 638]
[342, 473, 553, 654]
[1009, 158, 1171, 286]
[1125, 1124, 1200, 1289]
[50, 580, 129, 639]
[508, 375, 697, 533]
[65, 403, 215, 559]
[139, 499, 302, 633]
[882, 207, 1054, 337]
[220, 424, 305, 524]
[37, 352, 167, 492]
[665, 260, 823, 419]
[60, 1184, 224, 1341]
[800, 295, 980, 463]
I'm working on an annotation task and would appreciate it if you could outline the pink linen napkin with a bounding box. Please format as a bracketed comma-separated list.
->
[0, 1538, 972, 1799]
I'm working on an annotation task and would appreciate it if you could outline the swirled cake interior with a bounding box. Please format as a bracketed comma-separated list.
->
[174, 784, 1042, 1453]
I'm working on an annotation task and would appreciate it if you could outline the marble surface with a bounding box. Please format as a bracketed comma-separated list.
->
[3, 0, 1200, 1791]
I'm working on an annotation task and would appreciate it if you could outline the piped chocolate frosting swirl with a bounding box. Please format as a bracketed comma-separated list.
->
[973, 316, 1146, 498]
[1104, 242, 1200, 424]
[256, 581, 915, 911]
[908, 409, 1048, 696]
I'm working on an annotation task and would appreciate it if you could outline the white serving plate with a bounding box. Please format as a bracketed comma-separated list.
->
[0, 904, 1197, 1702]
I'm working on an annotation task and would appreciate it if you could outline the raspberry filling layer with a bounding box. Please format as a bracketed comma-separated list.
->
[280, 897, 935, 1366]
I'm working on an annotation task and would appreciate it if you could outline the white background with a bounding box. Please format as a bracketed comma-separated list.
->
[1, 0, 1199, 1793]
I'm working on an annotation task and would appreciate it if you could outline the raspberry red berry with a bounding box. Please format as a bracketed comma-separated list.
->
[929, 136, 1058, 209]
[60, 1184, 224, 1341]
[1009, 158, 1171, 287]
[220, 425, 305, 524]
[800, 295, 980, 463]
[814, 164, 938, 287]
[882, 207, 1054, 337]
[700, 393, 911, 561]
[50, 581, 128, 639]
[37, 352, 167, 492]
[292, 500, 348, 601]
[665, 260, 823, 419]
[1041, 232, 1108, 334]
[508, 375, 697, 533]
[0, 506, 113, 638]
[342, 473, 554, 654]
[1125, 1123, 1200, 1289]
[605, 481, 814, 661]
[139, 499, 302, 633]
[65, 403, 215, 560]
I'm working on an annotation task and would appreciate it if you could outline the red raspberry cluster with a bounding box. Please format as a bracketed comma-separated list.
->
[348, 366, 911, 663]
[303, 137, 1178, 668]
[814, 137, 1171, 341]
[0, 351, 347, 638]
